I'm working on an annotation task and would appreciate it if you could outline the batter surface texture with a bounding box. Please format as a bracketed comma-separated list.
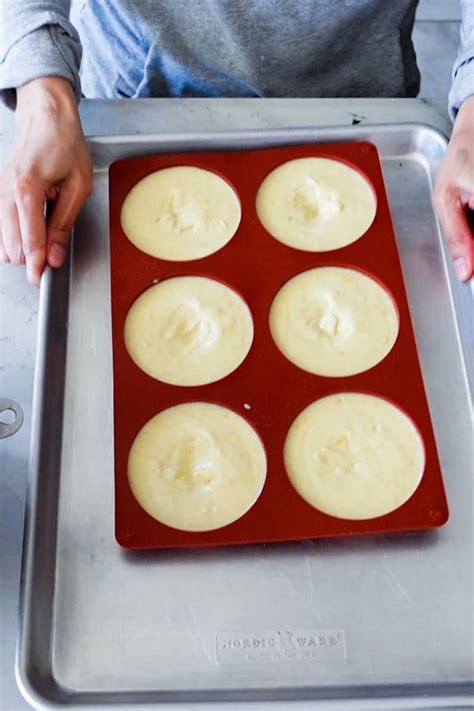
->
[284, 393, 425, 520]
[124, 276, 254, 386]
[269, 267, 399, 377]
[121, 166, 241, 260]
[128, 403, 267, 531]
[256, 157, 376, 251]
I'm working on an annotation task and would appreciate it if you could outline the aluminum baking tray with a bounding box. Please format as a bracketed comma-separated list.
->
[17, 125, 473, 710]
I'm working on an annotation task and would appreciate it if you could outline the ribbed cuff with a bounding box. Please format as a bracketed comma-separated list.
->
[448, 58, 474, 121]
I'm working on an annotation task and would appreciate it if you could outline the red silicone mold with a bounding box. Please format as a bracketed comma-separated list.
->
[109, 141, 448, 550]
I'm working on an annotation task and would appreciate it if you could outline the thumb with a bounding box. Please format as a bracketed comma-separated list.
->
[46, 174, 91, 268]
[434, 186, 473, 281]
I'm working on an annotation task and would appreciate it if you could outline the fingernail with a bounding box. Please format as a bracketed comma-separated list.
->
[453, 257, 468, 280]
[26, 264, 40, 288]
[48, 242, 66, 266]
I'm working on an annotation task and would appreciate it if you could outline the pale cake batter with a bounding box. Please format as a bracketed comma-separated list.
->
[256, 157, 377, 251]
[121, 166, 241, 260]
[269, 267, 399, 377]
[284, 393, 425, 520]
[124, 276, 253, 386]
[128, 403, 267, 531]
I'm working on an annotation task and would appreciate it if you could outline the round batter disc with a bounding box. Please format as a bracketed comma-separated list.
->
[124, 276, 254, 386]
[284, 393, 425, 520]
[128, 403, 267, 531]
[269, 266, 399, 377]
[121, 166, 241, 260]
[256, 157, 376, 251]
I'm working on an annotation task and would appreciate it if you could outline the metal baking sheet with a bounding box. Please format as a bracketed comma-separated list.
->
[17, 125, 473, 710]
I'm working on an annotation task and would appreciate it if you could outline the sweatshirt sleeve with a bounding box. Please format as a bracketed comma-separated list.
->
[0, 0, 82, 110]
[448, 0, 474, 120]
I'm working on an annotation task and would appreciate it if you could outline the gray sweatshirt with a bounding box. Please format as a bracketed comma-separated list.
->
[0, 0, 473, 118]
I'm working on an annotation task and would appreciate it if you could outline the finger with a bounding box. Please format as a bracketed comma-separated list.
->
[15, 186, 47, 286]
[46, 185, 59, 201]
[434, 186, 473, 281]
[0, 231, 10, 262]
[0, 213, 7, 262]
[46, 175, 90, 268]
[460, 189, 474, 212]
[2, 199, 25, 265]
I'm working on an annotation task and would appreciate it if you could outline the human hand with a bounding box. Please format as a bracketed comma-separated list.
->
[0, 77, 92, 286]
[434, 95, 474, 281]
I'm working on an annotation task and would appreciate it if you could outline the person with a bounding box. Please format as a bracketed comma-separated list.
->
[0, 0, 472, 286]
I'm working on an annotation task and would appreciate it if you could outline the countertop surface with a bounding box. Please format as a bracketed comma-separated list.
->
[0, 98, 472, 711]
